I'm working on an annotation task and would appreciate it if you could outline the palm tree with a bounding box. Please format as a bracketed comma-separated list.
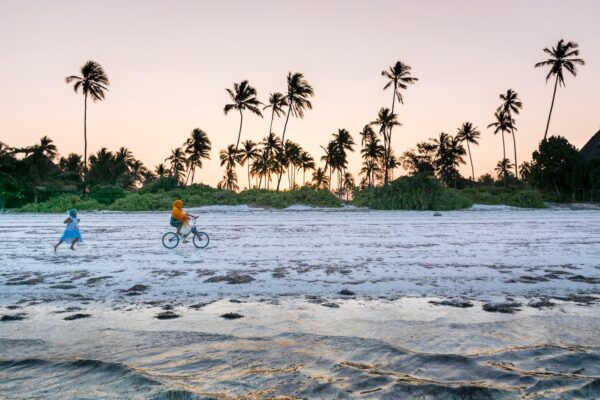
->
[259, 132, 282, 188]
[299, 151, 315, 186]
[263, 92, 288, 135]
[495, 158, 514, 182]
[381, 61, 417, 183]
[320, 141, 337, 191]
[371, 107, 401, 185]
[65, 61, 110, 182]
[498, 89, 523, 179]
[487, 110, 514, 171]
[218, 168, 239, 191]
[358, 125, 376, 147]
[361, 133, 384, 187]
[219, 144, 241, 191]
[37, 136, 58, 160]
[220, 144, 241, 170]
[184, 128, 212, 185]
[332, 129, 355, 192]
[312, 167, 329, 189]
[239, 139, 259, 189]
[224, 81, 263, 150]
[342, 172, 354, 202]
[432, 132, 465, 187]
[165, 147, 186, 183]
[154, 163, 169, 178]
[456, 122, 481, 184]
[276, 72, 314, 191]
[535, 40, 585, 140]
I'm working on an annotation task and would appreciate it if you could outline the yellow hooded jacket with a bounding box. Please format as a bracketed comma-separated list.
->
[171, 200, 187, 222]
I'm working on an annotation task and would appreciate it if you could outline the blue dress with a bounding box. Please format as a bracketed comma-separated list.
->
[60, 217, 83, 244]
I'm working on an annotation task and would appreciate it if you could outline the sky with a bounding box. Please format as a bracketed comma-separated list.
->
[1, 0, 599, 187]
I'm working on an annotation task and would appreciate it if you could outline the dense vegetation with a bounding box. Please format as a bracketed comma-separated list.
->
[17, 184, 340, 212]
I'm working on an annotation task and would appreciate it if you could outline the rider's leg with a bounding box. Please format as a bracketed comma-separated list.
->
[69, 238, 78, 250]
[54, 240, 63, 253]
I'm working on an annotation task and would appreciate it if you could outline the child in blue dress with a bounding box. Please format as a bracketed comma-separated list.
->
[54, 208, 83, 252]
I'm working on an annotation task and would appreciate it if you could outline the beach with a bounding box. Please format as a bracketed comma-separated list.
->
[1, 206, 600, 399]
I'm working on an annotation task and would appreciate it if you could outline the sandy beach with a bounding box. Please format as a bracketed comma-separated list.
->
[1, 206, 600, 399]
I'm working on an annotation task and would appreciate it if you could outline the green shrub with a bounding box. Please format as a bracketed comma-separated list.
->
[139, 176, 180, 193]
[353, 175, 473, 210]
[17, 194, 103, 213]
[89, 185, 127, 205]
[507, 190, 546, 208]
[108, 193, 173, 211]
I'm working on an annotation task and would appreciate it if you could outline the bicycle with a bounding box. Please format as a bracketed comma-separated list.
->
[162, 216, 209, 249]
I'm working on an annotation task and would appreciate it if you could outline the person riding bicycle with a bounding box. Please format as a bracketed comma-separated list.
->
[170, 199, 198, 238]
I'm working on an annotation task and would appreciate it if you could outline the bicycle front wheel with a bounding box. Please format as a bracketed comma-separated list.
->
[192, 232, 209, 249]
[162, 232, 180, 249]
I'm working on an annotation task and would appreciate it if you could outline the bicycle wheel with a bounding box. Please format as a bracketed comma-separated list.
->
[162, 232, 180, 249]
[192, 232, 209, 249]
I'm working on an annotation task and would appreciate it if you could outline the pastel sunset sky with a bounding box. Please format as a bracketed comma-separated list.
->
[1, 0, 598, 187]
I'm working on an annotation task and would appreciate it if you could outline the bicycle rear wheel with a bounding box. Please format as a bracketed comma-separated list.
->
[162, 232, 180, 249]
[192, 232, 209, 249]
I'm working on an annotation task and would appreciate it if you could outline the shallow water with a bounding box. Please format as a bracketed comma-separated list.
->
[1, 206, 600, 399]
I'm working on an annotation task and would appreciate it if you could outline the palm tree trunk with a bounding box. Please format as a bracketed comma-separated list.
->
[466, 141, 475, 186]
[501, 132, 506, 161]
[543, 75, 559, 140]
[83, 92, 88, 188]
[384, 83, 397, 186]
[235, 110, 244, 151]
[247, 162, 251, 189]
[276, 107, 292, 191]
[512, 129, 518, 180]
[269, 109, 275, 135]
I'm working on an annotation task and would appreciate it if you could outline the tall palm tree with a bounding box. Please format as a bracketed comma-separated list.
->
[498, 89, 523, 179]
[263, 92, 288, 135]
[456, 122, 481, 184]
[65, 61, 109, 182]
[371, 107, 401, 185]
[239, 139, 259, 189]
[358, 125, 376, 147]
[224, 81, 263, 150]
[184, 128, 212, 185]
[276, 72, 314, 191]
[381, 61, 417, 183]
[535, 39, 585, 140]
[487, 110, 514, 167]
[332, 129, 355, 192]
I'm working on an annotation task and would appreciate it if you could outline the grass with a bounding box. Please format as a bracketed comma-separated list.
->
[460, 187, 546, 208]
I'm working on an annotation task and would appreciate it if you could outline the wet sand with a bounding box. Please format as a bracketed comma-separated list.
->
[1, 206, 599, 399]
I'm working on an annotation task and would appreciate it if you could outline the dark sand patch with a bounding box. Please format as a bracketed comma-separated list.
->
[155, 311, 180, 320]
[482, 302, 522, 313]
[124, 284, 150, 296]
[1, 313, 27, 321]
[339, 289, 356, 296]
[429, 299, 474, 308]
[527, 299, 556, 309]
[220, 312, 244, 319]
[204, 273, 255, 285]
[64, 313, 91, 321]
